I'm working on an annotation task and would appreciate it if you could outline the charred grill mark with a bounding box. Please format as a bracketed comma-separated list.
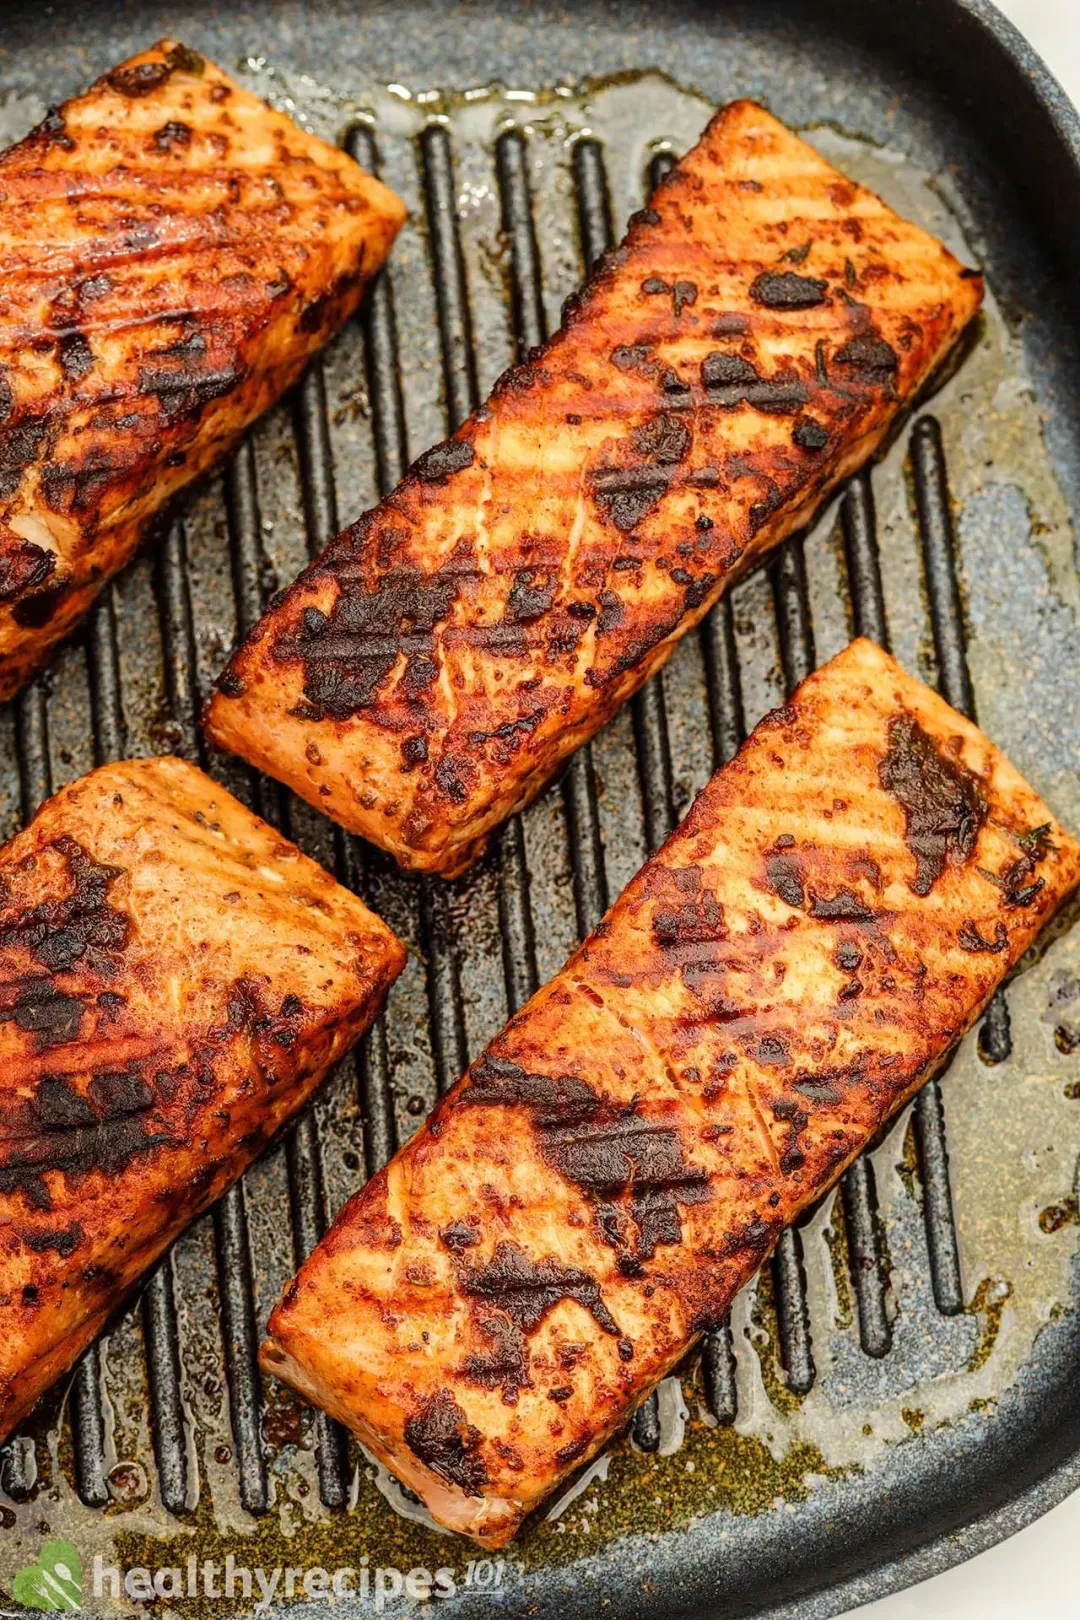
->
[58, 333, 94, 381]
[977, 845, 1048, 908]
[403, 1389, 487, 1495]
[462, 1053, 597, 1125]
[461, 1054, 707, 1267]
[546, 1113, 709, 1269]
[701, 353, 810, 415]
[591, 410, 691, 533]
[440, 1220, 479, 1252]
[461, 1242, 619, 1401]
[26, 106, 75, 152]
[0, 837, 128, 975]
[632, 413, 691, 465]
[0, 1067, 170, 1212]
[463, 1312, 530, 1404]
[462, 1242, 620, 1336]
[591, 463, 671, 532]
[506, 571, 555, 623]
[654, 887, 731, 946]
[0, 977, 85, 1049]
[0, 420, 47, 501]
[878, 712, 985, 895]
[750, 271, 828, 309]
[772, 1095, 809, 1174]
[278, 562, 466, 721]
[138, 344, 244, 423]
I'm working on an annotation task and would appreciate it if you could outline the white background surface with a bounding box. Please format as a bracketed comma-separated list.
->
[858, 3, 1080, 1616]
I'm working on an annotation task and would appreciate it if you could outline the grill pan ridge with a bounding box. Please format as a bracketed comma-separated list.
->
[1, 3, 1080, 1617]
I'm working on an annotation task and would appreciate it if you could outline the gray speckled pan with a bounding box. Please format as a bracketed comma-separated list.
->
[1, 2, 1079, 1617]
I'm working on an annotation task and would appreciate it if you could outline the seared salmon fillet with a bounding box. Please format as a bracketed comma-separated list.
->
[206, 101, 982, 876]
[0, 756, 405, 1441]
[0, 39, 406, 698]
[261, 638, 1080, 1545]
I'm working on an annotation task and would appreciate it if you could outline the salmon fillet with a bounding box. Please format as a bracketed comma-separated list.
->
[0, 39, 406, 699]
[206, 101, 982, 876]
[0, 757, 405, 1441]
[261, 638, 1080, 1545]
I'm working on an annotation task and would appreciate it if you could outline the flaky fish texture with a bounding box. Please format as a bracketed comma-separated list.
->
[207, 100, 983, 876]
[0, 757, 405, 1441]
[262, 639, 1080, 1546]
[0, 39, 405, 698]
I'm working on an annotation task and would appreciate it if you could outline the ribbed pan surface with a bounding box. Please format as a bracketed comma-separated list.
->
[1, 5, 1079, 1618]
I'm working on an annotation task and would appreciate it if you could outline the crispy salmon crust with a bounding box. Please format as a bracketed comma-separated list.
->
[261, 639, 1080, 1546]
[206, 100, 983, 876]
[0, 757, 405, 1442]
[0, 39, 405, 699]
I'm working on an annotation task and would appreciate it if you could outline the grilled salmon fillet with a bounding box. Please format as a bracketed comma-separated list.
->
[262, 638, 1080, 1545]
[0, 39, 406, 699]
[206, 101, 982, 877]
[0, 756, 405, 1441]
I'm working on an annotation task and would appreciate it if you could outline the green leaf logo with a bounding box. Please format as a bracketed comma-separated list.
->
[11, 1541, 82, 1611]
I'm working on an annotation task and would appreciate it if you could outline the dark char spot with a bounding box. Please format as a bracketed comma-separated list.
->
[766, 854, 805, 910]
[410, 438, 475, 483]
[750, 271, 828, 309]
[0, 420, 47, 501]
[833, 333, 898, 388]
[807, 887, 877, 923]
[793, 418, 829, 452]
[878, 713, 985, 896]
[107, 61, 173, 98]
[0, 542, 56, 603]
[591, 411, 691, 532]
[440, 1220, 478, 1252]
[403, 1390, 487, 1496]
[0, 837, 128, 975]
[28, 107, 74, 151]
[58, 334, 94, 381]
[0, 1066, 168, 1212]
[463, 1241, 620, 1336]
[506, 570, 555, 623]
[21, 1221, 83, 1257]
[957, 920, 1009, 954]
[460, 1241, 619, 1401]
[153, 120, 192, 151]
